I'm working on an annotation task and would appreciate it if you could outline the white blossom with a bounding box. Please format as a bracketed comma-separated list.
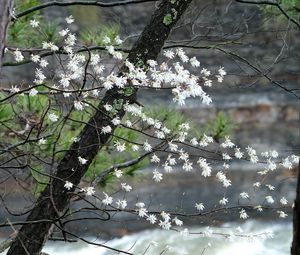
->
[102, 192, 113, 205]
[102, 35, 111, 45]
[147, 59, 157, 67]
[164, 50, 175, 59]
[136, 202, 145, 208]
[65, 15, 74, 24]
[143, 140, 152, 152]
[218, 67, 226, 76]
[29, 88, 38, 96]
[280, 197, 288, 205]
[116, 199, 127, 209]
[112, 117, 121, 125]
[190, 138, 198, 146]
[201, 68, 211, 77]
[13, 49, 24, 62]
[137, 208, 148, 217]
[31, 54, 40, 63]
[222, 153, 232, 160]
[114, 169, 123, 178]
[277, 211, 288, 218]
[195, 203, 205, 211]
[101, 125, 112, 134]
[198, 158, 211, 177]
[234, 148, 244, 159]
[159, 220, 171, 230]
[240, 192, 249, 199]
[38, 138, 46, 145]
[10, 85, 20, 93]
[84, 186, 95, 196]
[183, 161, 193, 172]
[30, 19, 39, 28]
[64, 181, 73, 190]
[239, 209, 249, 219]
[151, 154, 160, 163]
[281, 157, 293, 169]
[203, 79, 212, 87]
[48, 113, 59, 122]
[42, 42, 59, 52]
[59, 28, 69, 37]
[173, 217, 183, 226]
[74, 101, 84, 111]
[153, 169, 163, 182]
[266, 184, 275, 191]
[39, 59, 48, 68]
[190, 57, 200, 67]
[219, 197, 228, 205]
[121, 183, 132, 192]
[221, 136, 235, 148]
[115, 141, 126, 152]
[161, 211, 171, 221]
[147, 214, 157, 224]
[78, 156, 88, 165]
[168, 142, 178, 152]
[253, 182, 261, 188]
[114, 35, 123, 45]
[265, 195, 274, 204]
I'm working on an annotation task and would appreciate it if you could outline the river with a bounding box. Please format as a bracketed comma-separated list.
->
[28, 220, 292, 255]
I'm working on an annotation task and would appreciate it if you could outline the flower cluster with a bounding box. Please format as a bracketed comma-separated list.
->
[5, 16, 299, 251]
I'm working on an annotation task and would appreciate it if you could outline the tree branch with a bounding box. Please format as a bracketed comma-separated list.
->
[7, 1, 193, 254]
[0, 0, 14, 76]
[291, 160, 300, 254]
[235, 0, 300, 29]
[14, 0, 158, 20]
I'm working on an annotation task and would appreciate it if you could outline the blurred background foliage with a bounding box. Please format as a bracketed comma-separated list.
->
[262, 0, 300, 23]
[0, 91, 234, 195]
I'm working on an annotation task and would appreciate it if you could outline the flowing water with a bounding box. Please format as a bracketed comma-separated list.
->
[1, 220, 291, 254]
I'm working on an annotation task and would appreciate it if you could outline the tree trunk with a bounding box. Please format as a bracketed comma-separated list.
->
[291, 160, 300, 255]
[7, 0, 192, 254]
[0, 0, 13, 76]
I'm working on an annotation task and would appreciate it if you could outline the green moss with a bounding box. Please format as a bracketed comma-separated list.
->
[163, 14, 173, 26]
[124, 86, 135, 97]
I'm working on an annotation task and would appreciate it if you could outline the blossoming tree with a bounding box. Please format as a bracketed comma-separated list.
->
[0, 0, 299, 254]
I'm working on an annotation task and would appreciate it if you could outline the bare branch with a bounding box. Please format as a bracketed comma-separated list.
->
[235, 0, 300, 29]
[15, 0, 158, 20]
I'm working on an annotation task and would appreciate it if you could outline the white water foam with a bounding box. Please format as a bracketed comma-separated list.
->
[1, 220, 292, 255]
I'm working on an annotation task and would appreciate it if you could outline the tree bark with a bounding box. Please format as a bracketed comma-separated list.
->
[291, 160, 300, 255]
[7, 0, 192, 254]
[0, 0, 13, 76]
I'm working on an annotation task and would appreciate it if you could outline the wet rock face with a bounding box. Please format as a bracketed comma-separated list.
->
[0, 165, 296, 238]
[139, 84, 299, 153]
[61, 166, 296, 238]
